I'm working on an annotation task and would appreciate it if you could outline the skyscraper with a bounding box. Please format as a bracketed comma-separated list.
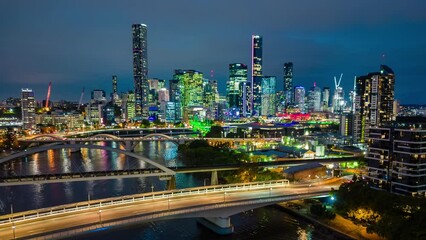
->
[227, 63, 247, 111]
[112, 75, 118, 95]
[294, 86, 305, 112]
[261, 76, 276, 116]
[354, 65, 395, 143]
[132, 24, 148, 119]
[307, 83, 322, 112]
[111, 75, 121, 106]
[173, 70, 203, 121]
[169, 79, 181, 121]
[283, 62, 293, 106]
[21, 88, 35, 129]
[251, 35, 263, 116]
[322, 87, 330, 111]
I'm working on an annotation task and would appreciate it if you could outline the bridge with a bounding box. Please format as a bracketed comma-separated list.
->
[0, 155, 360, 187]
[19, 134, 282, 151]
[0, 179, 340, 239]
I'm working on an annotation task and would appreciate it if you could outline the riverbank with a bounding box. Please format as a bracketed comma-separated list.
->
[276, 201, 383, 240]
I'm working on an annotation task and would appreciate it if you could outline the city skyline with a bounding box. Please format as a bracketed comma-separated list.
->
[1, 1, 426, 104]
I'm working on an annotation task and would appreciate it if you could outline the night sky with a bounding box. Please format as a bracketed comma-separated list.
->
[1, 0, 426, 104]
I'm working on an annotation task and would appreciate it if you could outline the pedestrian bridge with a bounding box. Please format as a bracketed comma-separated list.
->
[0, 180, 337, 239]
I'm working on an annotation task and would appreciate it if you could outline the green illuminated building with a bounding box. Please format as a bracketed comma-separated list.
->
[173, 70, 204, 121]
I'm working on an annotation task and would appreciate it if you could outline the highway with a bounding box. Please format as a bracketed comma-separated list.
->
[0, 179, 341, 240]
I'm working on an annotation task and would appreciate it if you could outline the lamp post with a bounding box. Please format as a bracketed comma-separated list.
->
[11, 204, 15, 240]
[151, 185, 154, 199]
[223, 192, 227, 203]
[269, 187, 272, 198]
[88, 192, 91, 207]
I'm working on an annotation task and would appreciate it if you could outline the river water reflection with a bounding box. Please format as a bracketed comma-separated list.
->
[0, 141, 329, 239]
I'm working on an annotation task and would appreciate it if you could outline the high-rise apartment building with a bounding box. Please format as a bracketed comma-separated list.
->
[366, 117, 426, 196]
[227, 63, 247, 111]
[294, 86, 305, 112]
[21, 88, 36, 129]
[261, 76, 276, 116]
[283, 62, 293, 106]
[251, 35, 263, 116]
[132, 24, 148, 119]
[354, 65, 395, 143]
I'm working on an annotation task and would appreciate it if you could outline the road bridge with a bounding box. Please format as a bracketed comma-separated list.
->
[0, 180, 339, 239]
[0, 156, 360, 186]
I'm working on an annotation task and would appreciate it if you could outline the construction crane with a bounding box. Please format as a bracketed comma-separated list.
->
[44, 82, 52, 111]
[78, 88, 85, 106]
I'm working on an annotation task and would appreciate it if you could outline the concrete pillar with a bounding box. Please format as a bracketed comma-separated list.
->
[167, 176, 176, 190]
[197, 217, 234, 235]
[211, 171, 218, 185]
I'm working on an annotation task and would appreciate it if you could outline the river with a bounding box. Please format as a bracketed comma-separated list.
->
[0, 141, 331, 239]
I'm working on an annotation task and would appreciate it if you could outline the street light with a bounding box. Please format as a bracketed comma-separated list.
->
[151, 185, 154, 200]
[98, 202, 102, 226]
[11, 204, 15, 240]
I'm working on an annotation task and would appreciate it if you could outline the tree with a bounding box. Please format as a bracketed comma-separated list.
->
[141, 119, 150, 128]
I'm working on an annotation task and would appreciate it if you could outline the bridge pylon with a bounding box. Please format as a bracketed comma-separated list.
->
[198, 217, 234, 235]
[167, 176, 176, 190]
[211, 170, 218, 185]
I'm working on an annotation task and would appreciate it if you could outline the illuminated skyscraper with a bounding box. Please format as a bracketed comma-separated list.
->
[204, 79, 219, 120]
[354, 65, 395, 143]
[307, 83, 321, 112]
[251, 35, 263, 116]
[173, 70, 203, 120]
[111, 75, 121, 106]
[21, 88, 35, 129]
[261, 76, 276, 116]
[283, 62, 293, 106]
[227, 63, 247, 111]
[169, 79, 181, 122]
[322, 87, 330, 111]
[132, 23, 148, 119]
[294, 86, 305, 112]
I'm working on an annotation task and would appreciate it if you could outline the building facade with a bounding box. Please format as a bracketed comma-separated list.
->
[283, 62, 293, 107]
[251, 35, 263, 116]
[354, 65, 395, 143]
[294, 86, 305, 113]
[21, 88, 36, 129]
[261, 76, 276, 116]
[173, 70, 203, 121]
[227, 63, 247, 111]
[366, 117, 426, 196]
[132, 24, 148, 119]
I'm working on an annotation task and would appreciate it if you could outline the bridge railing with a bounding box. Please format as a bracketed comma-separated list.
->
[0, 180, 291, 225]
[24, 190, 330, 240]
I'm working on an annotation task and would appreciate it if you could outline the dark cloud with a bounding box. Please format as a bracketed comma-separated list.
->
[1, 0, 425, 104]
